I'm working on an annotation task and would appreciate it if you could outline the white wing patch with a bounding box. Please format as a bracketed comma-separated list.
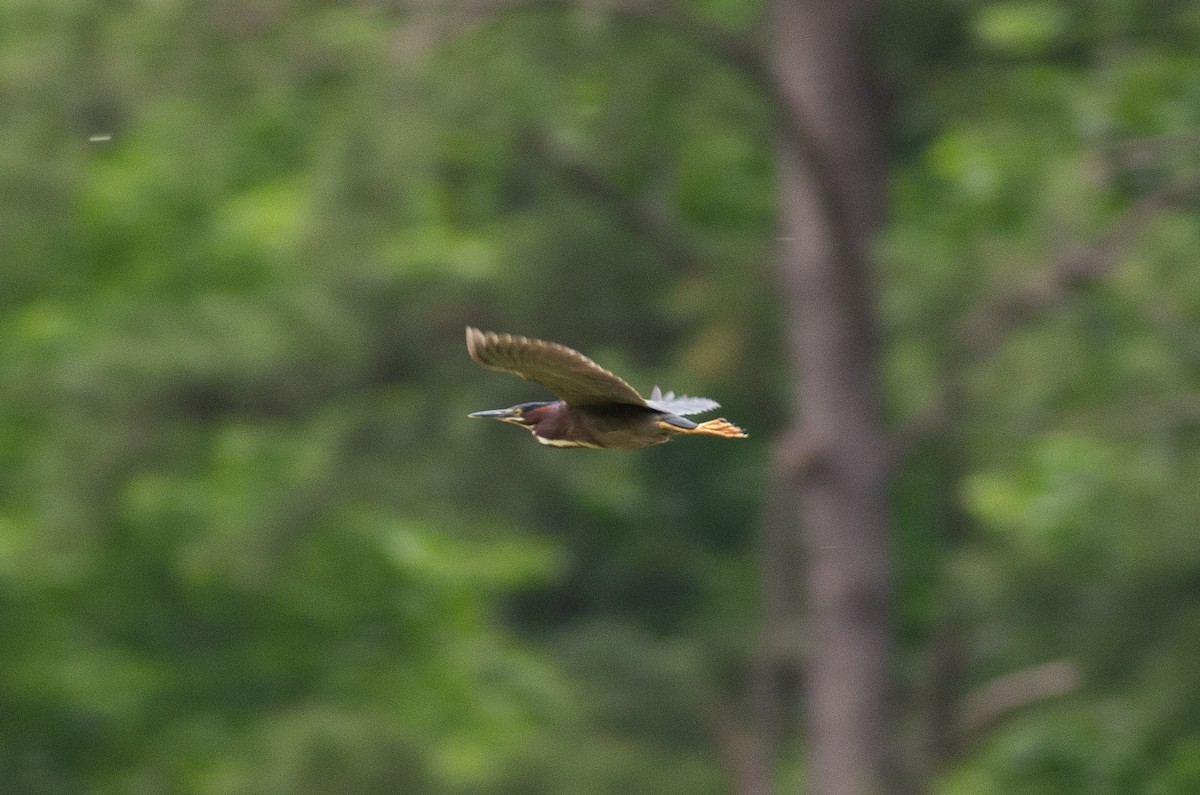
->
[535, 435, 600, 448]
[646, 386, 720, 416]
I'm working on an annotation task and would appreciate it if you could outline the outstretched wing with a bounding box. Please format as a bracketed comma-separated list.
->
[466, 327, 648, 407]
[646, 386, 720, 416]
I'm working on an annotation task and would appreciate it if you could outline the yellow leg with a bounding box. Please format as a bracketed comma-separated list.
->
[660, 418, 747, 439]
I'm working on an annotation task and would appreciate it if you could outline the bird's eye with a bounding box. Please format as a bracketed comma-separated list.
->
[512, 407, 522, 416]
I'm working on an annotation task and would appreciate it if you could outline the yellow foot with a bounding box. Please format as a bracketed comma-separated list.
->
[665, 418, 747, 439]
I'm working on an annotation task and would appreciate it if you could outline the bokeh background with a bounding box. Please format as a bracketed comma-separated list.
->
[3, 0, 1200, 792]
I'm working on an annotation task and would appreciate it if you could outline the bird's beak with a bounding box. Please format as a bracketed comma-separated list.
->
[468, 408, 519, 420]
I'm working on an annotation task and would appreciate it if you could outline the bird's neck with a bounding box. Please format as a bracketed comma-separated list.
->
[527, 402, 599, 447]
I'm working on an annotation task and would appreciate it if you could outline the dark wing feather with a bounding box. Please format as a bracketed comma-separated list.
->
[466, 327, 647, 407]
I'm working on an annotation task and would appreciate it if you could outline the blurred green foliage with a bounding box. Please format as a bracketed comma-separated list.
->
[1, 0, 1199, 792]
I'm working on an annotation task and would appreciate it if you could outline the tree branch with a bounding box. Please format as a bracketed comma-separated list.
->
[956, 659, 1081, 749]
[1102, 127, 1200, 172]
[519, 132, 705, 275]
[960, 172, 1200, 364]
[410, 0, 766, 85]
[408, 0, 865, 284]
[702, 692, 774, 795]
[893, 171, 1200, 452]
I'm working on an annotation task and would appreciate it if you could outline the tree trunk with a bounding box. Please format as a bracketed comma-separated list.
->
[768, 1, 892, 793]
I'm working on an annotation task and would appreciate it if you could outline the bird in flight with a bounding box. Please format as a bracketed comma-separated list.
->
[466, 327, 747, 449]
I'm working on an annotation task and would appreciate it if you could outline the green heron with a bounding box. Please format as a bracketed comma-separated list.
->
[466, 327, 747, 449]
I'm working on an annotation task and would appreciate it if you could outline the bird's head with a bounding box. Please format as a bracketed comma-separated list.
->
[468, 400, 557, 431]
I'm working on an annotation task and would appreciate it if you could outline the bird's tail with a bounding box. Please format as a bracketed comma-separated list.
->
[669, 418, 747, 439]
